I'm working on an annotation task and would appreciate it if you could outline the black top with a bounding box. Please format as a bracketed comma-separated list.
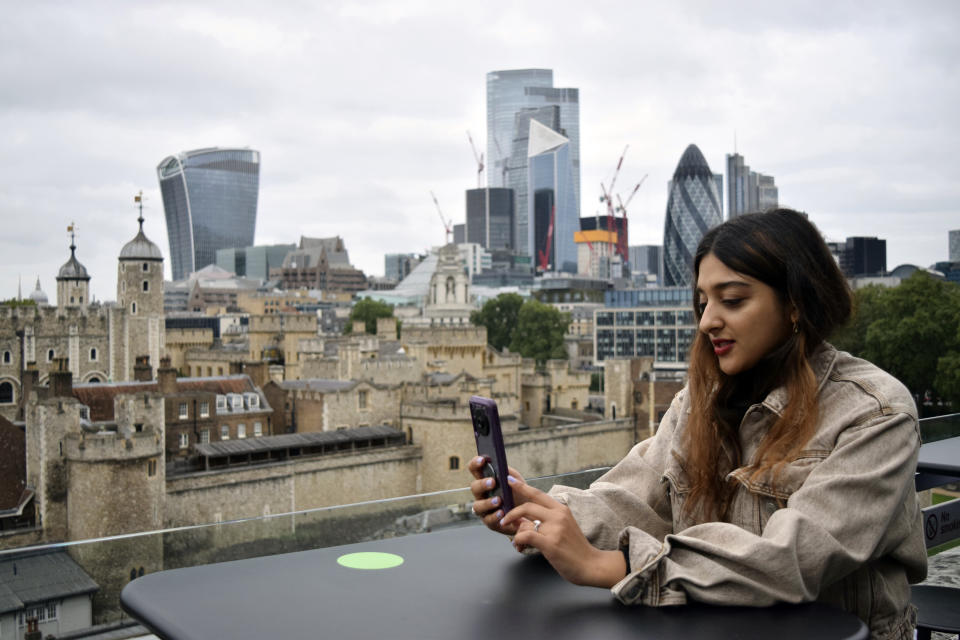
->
[122, 525, 868, 640]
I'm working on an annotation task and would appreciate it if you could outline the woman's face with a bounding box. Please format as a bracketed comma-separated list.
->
[696, 253, 794, 376]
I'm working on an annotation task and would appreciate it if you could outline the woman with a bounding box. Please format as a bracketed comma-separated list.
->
[469, 209, 926, 639]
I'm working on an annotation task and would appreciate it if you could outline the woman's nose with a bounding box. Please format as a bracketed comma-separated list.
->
[699, 305, 721, 333]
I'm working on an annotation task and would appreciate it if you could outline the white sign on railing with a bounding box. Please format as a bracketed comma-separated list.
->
[923, 499, 960, 549]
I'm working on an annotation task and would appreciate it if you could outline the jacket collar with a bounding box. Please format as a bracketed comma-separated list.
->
[760, 342, 839, 417]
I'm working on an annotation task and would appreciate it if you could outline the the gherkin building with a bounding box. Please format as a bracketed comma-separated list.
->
[662, 144, 723, 287]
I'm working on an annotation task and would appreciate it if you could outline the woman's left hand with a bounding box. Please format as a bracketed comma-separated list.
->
[500, 476, 627, 588]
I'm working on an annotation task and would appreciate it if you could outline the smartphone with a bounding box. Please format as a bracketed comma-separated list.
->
[469, 395, 514, 512]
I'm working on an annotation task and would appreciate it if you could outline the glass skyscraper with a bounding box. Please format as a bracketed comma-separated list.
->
[157, 147, 260, 281]
[486, 70, 579, 258]
[662, 144, 723, 287]
[528, 120, 578, 273]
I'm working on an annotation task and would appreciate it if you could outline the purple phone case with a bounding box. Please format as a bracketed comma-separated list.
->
[469, 395, 515, 512]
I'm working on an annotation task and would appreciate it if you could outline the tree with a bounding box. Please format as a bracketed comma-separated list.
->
[509, 300, 570, 364]
[470, 293, 524, 351]
[835, 272, 960, 414]
[345, 298, 395, 335]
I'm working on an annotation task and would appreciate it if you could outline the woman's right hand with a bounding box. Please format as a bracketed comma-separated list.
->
[468, 456, 525, 536]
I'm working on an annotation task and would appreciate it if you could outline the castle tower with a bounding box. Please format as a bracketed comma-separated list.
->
[56, 224, 91, 310]
[111, 199, 165, 381]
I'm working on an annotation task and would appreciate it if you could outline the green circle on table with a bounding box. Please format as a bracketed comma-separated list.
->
[336, 552, 404, 570]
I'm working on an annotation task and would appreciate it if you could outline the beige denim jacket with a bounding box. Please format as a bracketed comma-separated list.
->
[550, 344, 927, 640]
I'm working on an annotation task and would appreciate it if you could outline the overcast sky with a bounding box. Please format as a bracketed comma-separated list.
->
[2, 1, 958, 302]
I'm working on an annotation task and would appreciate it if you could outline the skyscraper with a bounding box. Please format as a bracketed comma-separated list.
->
[465, 188, 514, 251]
[662, 145, 723, 287]
[528, 120, 578, 273]
[950, 229, 960, 262]
[157, 148, 260, 281]
[726, 152, 778, 219]
[486, 70, 579, 257]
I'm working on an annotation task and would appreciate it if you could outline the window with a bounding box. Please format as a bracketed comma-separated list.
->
[2, 350, 10, 364]
[0, 382, 14, 404]
[179, 433, 189, 449]
[142, 262, 149, 272]
[253, 422, 262, 437]
[131, 302, 137, 314]
[199, 401, 209, 418]
[89, 347, 97, 361]
[237, 423, 246, 438]
[231, 395, 243, 410]
[143, 280, 149, 292]
[216, 395, 227, 411]
[47, 349, 54, 362]
[221, 425, 230, 440]
[134, 423, 143, 433]
[178, 402, 188, 419]
[449, 456, 460, 470]
[147, 459, 157, 476]
[121, 281, 126, 292]
[358, 390, 368, 409]
[200, 429, 210, 444]
[18, 601, 58, 627]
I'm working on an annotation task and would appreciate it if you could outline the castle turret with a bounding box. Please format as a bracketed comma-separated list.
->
[111, 199, 165, 381]
[56, 225, 91, 311]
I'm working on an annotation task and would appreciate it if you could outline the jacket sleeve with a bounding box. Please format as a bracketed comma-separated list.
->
[547, 389, 683, 556]
[610, 408, 925, 607]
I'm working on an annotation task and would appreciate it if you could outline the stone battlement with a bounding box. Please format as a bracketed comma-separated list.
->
[64, 429, 163, 462]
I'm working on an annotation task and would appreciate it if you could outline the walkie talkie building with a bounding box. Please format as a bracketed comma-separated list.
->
[157, 148, 260, 281]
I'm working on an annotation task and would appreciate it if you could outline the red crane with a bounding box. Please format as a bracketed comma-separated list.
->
[614, 173, 648, 262]
[537, 204, 555, 272]
[430, 191, 453, 244]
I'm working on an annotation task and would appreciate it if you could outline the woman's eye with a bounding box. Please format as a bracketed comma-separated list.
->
[721, 299, 743, 308]
[697, 301, 707, 314]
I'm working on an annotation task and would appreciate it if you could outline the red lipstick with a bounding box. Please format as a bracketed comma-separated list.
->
[712, 339, 734, 356]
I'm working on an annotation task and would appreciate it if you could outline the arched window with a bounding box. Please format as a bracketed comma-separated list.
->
[88, 376, 101, 383]
[0, 382, 13, 404]
[142, 262, 149, 272]
[47, 349, 54, 362]
[142, 281, 149, 292]
[2, 351, 10, 364]
[131, 302, 137, 315]
[89, 347, 97, 361]
[448, 456, 460, 471]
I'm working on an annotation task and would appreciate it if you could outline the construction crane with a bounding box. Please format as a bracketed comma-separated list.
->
[493, 136, 510, 186]
[430, 191, 453, 244]
[467, 131, 485, 189]
[614, 173, 648, 261]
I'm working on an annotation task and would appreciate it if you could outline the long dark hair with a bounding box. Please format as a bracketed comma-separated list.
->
[684, 209, 852, 521]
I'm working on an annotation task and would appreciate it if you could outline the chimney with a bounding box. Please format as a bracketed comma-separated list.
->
[49, 357, 73, 398]
[19, 364, 39, 420]
[243, 361, 268, 388]
[157, 358, 178, 395]
[133, 355, 153, 382]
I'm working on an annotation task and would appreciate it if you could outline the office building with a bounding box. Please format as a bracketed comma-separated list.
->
[465, 188, 515, 250]
[629, 245, 661, 282]
[216, 244, 295, 282]
[453, 224, 465, 245]
[385, 253, 423, 282]
[528, 120, 578, 273]
[662, 145, 723, 287]
[839, 237, 887, 277]
[594, 287, 696, 366]
[950, 229, 960, 262]
[157, 148, 260, 281]
[486, 69, 579, 257]
[726, 153, 778, 219]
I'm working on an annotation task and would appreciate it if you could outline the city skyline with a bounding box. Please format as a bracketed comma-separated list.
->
[1, 1, 958, 301]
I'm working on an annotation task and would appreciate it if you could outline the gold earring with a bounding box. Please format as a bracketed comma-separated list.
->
[793, 321, 799, 334]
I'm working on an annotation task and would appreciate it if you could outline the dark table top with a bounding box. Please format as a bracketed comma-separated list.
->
[917, 437, 960, 477]
[122, 524, 868, 640]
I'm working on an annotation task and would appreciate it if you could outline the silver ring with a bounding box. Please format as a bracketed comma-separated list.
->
[533, 519, 542, 533]
[471, 504, 479, 516]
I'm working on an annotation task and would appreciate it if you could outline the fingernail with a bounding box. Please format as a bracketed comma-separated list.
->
[491, 496, 500, 506]
[496, 510, 504, 520]
[484, 478, 493, 488]
[507, 475, 517, 484]
[475, 456, 484, 465]
[499, 518, 505, 528]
